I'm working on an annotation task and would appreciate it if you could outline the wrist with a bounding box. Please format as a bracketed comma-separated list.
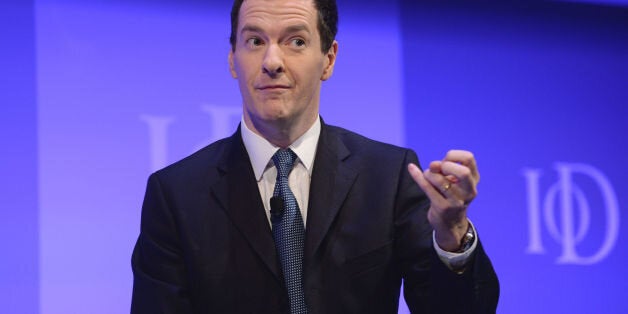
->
[434, 220, 473, 252]
[456, 223, 475, 253]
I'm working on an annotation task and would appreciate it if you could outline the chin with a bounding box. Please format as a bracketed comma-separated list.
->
[266, 112, 292, 123]
[249, 108, 288, 124]
[259, 104, 291, 120]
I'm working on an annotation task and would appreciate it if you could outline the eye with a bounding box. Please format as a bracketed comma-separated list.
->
[245, 37, 263, 48]
[290, 38, 306, 48]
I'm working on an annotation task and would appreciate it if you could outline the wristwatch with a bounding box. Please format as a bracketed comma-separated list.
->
[457, 223, 475, 253]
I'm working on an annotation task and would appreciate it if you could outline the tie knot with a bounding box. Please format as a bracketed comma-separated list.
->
[272, 148, 297, 178]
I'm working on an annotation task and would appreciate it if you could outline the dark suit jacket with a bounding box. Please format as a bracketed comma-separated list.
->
[131, 122, 499, 314]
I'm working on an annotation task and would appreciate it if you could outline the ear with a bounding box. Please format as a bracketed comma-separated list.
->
[321, 40, 338, 81]
[228, 50, 238, 79]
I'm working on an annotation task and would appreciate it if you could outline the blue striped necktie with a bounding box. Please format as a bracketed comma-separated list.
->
[271, 148, 308, 314]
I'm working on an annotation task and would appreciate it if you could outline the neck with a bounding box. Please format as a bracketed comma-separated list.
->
[243, 113, 317, 148]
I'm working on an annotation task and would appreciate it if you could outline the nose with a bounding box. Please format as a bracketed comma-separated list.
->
[262, 44, 284, 77]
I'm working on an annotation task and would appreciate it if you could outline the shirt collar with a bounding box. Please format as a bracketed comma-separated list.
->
[241, 116, 321, 181]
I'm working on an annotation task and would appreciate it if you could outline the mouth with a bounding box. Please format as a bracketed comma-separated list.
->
[256, 85, 290, 91]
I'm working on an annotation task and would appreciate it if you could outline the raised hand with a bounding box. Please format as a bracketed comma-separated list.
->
[407, 150, 479, 252]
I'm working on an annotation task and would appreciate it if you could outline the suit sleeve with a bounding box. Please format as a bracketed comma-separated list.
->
[395, 150, 500, 314]
[131, 173, 192, 314]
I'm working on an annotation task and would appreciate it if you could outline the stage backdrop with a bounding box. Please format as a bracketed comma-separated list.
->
[1, 0, 627, 313]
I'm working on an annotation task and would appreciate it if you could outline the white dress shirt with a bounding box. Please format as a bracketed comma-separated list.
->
[240, 116, 476, 270]
[241, 117, 320, 227]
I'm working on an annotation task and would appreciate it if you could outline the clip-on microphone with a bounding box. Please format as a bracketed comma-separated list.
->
[270, 196, 284, 224]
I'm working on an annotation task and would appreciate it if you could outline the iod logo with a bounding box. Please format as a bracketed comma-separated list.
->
[522, 163, 620, 265]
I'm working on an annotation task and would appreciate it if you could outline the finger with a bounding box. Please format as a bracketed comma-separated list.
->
[440, 161, 478, 203]
[441, 161, 476, 184]
[443, 150, 474, 166]
[423, 169, 472, 210]
[443, 150, 479, 182]
[407, 163, 447, 204]
[423, 167, 457, 196]
[445, 174, 459, 184]
[428, 161, 458, 183]
[428, 161, 442, 173]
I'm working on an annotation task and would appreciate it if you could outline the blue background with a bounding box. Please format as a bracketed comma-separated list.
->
[2, 0, 627, 313]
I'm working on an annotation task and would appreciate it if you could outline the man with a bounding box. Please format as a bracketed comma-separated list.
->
[131, 0, 499, 313]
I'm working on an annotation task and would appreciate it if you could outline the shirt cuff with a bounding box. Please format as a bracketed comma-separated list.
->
[432, 220, 478, 273]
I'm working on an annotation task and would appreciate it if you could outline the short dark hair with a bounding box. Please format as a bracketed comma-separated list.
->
[230, 0, 338, 53]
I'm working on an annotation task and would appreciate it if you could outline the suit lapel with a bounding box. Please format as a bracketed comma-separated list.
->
[210, 128, 282, 282]
[208, 123, 358, 282]
[305, 123, 358, 263]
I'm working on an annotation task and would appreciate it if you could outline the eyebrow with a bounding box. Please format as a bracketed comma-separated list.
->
[240, 25, 264, 35]
[240, 24, 311, 37]
[284, 24, 310, 35]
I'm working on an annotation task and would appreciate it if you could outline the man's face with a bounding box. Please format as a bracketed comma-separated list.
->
[229, 0, 337, 135]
